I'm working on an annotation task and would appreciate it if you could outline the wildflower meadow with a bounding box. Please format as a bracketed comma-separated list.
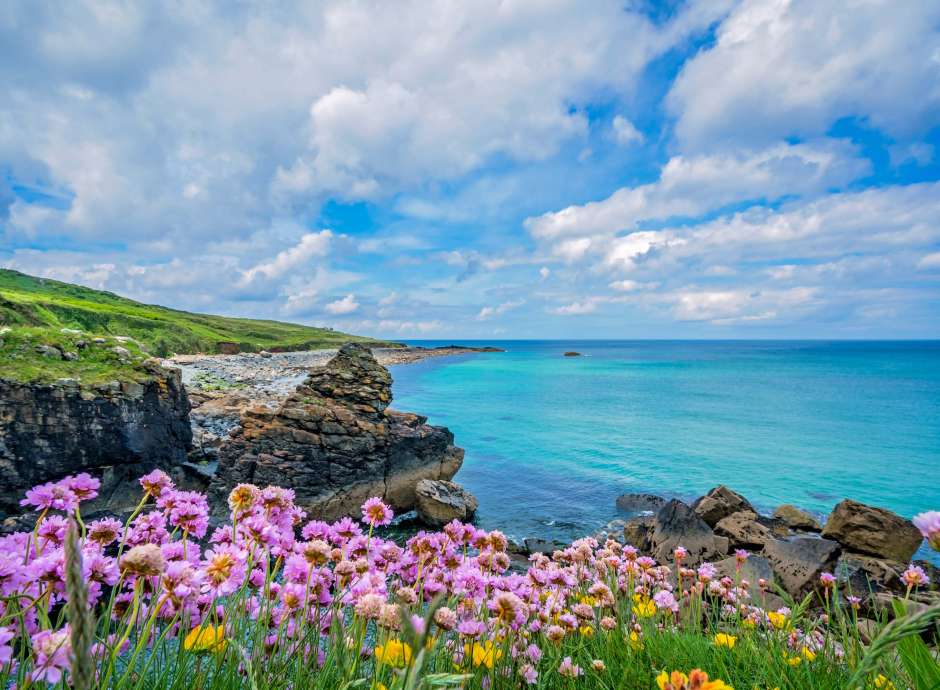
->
[3, 471, 939, 689]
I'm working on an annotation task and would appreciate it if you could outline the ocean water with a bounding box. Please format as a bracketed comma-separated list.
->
[390, 341, 940, 561]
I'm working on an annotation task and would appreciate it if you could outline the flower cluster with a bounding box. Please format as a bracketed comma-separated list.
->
[0, 471, 932, 688]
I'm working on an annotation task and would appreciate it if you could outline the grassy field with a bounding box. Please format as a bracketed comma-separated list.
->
[0, 268, 396, 384]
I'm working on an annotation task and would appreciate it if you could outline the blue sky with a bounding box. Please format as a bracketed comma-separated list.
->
[2, 1, 940, 338]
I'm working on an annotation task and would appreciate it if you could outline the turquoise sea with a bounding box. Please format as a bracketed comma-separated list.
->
[391, 341, 940, 561]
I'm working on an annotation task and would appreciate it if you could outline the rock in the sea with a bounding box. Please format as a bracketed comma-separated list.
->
[523, 537, 568, 555]
[650, 499, 729, 565]
[0, 363, 192, 516]
[773, 504, 821, 532]
[714, 510, 773, 550]
[763, 536, 841, 598]
[211, 343, 465, 521]
[821, 499, 923, 562]
[563, 351, 581, 357]
[692, 485, 755, 527]
[415, 479, 478, 527]
[616, 493, 666, 514]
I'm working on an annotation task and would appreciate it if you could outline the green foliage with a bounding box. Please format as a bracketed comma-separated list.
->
[0, 269, 399, 384]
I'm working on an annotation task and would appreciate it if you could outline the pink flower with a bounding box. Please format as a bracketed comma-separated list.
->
[20, 481, 78, 513]
[520, 663, 538, 684]
[653, 590, 678, 612]
[361, 497, 394, 527]
[139, 469, 173, 498]
[913, 511, 940, 551]
[734, 549, 749, 565]
[901, 564, 930, 589]
[62, 473, 100, 502]
[819, 572, 836, 588]
[673, 546, 688, 562]
[31, 628, 70, 684]
[558, 656, 583, 678]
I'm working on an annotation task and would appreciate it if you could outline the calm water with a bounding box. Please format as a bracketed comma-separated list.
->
[390, 341, 940, 560]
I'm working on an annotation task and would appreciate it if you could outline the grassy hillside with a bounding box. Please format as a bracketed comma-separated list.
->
[0, 269, 397, 383]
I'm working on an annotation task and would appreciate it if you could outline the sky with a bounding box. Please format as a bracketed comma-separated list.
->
[2, 1, 940, 339]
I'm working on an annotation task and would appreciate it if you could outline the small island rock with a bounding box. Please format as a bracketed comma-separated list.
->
[615, 493, 666, 514]
[415, 479, 478, 527]
[563, 351, 582, 357]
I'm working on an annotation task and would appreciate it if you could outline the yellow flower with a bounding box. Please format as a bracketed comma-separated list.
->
[633, 594, 657, 618]
[872, 675, 895, 689]
[657, 670, 689, 690]
[767, 611, 788, 630]
[183, 624, 227, 654]
[656, 669, 733, 690]
[629, 630, 644, 651]
[463, 640, 503, 669]
[800, 646, 816, 662]
[579, 625, 595, 638]
[579, 595, 597, 606]
[714, 633, 737, 649]
[375, 639, 413, 667]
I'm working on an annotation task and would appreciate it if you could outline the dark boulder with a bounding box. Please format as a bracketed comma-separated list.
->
[763, 536, 841, 598]
[822, 499, 923, 562]
[616, 493, 666, 514]
[650, 499, 729, 565]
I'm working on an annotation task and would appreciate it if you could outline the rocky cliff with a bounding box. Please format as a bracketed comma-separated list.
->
[211, 343, 464, 520]
[0, 362, 192, 516]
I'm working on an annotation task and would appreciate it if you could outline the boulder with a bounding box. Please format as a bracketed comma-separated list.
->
[563, 351, 582, 357]
[692, 486, 755, 527]
[211, 343, 465, 521]
[714, 510, 773, 550]
[623, 516, 654, 552]
[650, 499, 729, 565]
[615, 493, 666, 514]
[763, 536, 841, 598]
[415, 479, 478, 527]
[837, 553, 906, 593]
[773, 504, 821, 532]
[821, 499, 923, 562]
[712, 555, 785, 608]
[35, 344, 62, 359]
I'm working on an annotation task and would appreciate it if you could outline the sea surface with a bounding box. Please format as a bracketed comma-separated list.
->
[390, 340, 940, 562]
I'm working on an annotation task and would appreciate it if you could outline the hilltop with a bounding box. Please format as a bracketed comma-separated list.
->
[0, 268, 397, 384]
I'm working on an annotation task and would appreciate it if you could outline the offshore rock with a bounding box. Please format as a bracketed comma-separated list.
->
[211, 343, 464, 521]
[415, 479, 478, 527]
[821, 499, 923, 562]
[692, 485, 755, 527]
[615, 493, 666, 514]
[0, 363, 192, 516]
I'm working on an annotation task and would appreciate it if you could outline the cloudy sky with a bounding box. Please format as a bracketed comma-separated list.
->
[2, 1, 939, 339]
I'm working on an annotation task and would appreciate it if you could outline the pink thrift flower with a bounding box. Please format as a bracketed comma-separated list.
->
[901, 564, 930, 589]
[913, 511, 940, 551]
[361, 497, 394, 527]
[63, 472, 100, 502]
[20, 481, 78, 513]
[819, 572, 836, 588]
[558, 656, 583, 678]
[31, 628, 70, 684]
[139, 469, 173, 498]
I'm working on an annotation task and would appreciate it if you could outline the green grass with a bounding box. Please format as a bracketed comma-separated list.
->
[0, 269, 398, 384]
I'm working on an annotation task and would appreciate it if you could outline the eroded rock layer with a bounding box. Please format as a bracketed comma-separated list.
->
[211, 343, 464, 520]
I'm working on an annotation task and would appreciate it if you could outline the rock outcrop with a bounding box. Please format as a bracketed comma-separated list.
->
[415, 479, 478, 527]
[822, 499, 923, 562]
[692, 485, 755, 527]
[650, 499, 729, 565]
[0, 363, 192, 516]
[714, 510, 774, 550]
[615, 493, 666, 514]
[773, 504, 821, 532]
[764, 536, 842, 598]
[211, 343, 464, 521]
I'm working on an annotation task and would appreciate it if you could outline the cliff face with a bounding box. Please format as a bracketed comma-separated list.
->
[211, 343, 463, 520]
[0, 363, 192, 515]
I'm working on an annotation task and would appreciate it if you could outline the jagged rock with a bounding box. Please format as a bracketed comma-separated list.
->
[692, 486, 755, 527]
[838, 553, 906, 593]
[763, 536, 841, 598]
[650, 499, 729, 565]
[211, 343, 464, 521]
[616, 493, 666, 514]
[773, 504, 821, 532]
[0, 363, 191, 516]
[415, 479, 478, 527]
[821, 499, 922, 562]
[715, 510, 773, 550]
[623, 516, 654, 552]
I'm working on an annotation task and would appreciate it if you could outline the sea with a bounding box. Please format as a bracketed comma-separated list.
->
[390, 340, 940, 563]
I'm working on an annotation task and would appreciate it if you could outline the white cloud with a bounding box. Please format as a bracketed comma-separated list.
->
[918, 252, 940, 270]
[609, 279, 657, 292]
[477, 299, 524, 320]
[667, 0, 940, 149]
[611, 115, 643, 145]
[240, 230, 332, 285]
[668, 287, 818, 323]
[325, 294, 360, 315]
[550, 298, 604, 315]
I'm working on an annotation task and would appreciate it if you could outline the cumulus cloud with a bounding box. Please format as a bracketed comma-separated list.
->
[477, 299, 524, 320]
[325, 294, 360, 315]
[611, 115, 643, 145]
[240, 231, 332, 285]
[667, 0, 940, 149]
